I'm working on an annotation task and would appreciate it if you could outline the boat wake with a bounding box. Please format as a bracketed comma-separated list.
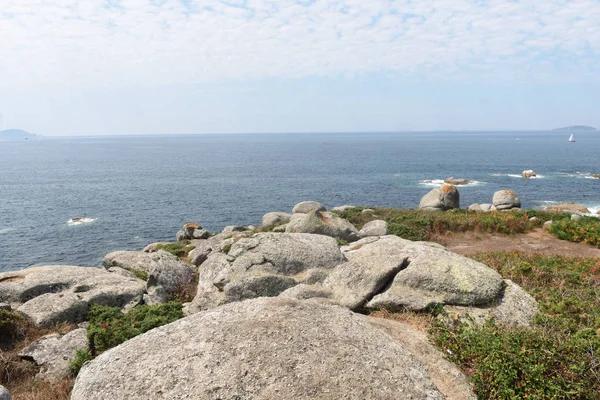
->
[67, 217, 97, 226]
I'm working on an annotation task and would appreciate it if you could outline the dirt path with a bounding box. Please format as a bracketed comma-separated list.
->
[438, 229, 600, 258]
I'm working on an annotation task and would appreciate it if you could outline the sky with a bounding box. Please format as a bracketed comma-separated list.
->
[0, 0, 599, 136]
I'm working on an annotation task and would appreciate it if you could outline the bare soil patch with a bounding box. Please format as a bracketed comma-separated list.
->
[436, 229, 600, 257]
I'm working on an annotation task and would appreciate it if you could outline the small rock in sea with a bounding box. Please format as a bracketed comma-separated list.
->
[0, 385, 11, 400]
[292, 201, 327, 214]
[545, 203, 590, 214]
[591, 174, 600, 179]
[444, 177, 470, 185]
[419, 185, 460, 211]
[522, 170, 537, 179]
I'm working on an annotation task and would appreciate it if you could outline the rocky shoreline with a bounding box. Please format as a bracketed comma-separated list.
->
[0, 192, 559, 399]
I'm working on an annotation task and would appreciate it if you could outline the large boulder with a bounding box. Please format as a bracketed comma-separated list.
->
[292, 200, 326, 214]
[358, 220, 388, 237]
[492, 190, 521, 210]
[19, 328, 87, 381]
[72, 298, 446, 400]
[366, 241, 504, 311]
[285, 210, 360, 242]
[0, 266, 145, 328]
[419, 185, 459, 211]
[175, 223, 208, 241]
[261, 212, 292, 227]
[187, 233, 346, 312]
[103, 250, 195, 304]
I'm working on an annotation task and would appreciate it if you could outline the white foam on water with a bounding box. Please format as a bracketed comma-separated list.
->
[506, 173, 545, 179]
[67, 217, 97, 226]
[419, 179, 483, 187]
[0, 227, 15, 234]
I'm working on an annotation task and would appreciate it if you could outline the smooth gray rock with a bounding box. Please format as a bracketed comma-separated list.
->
[261, 212, 292, 227]
[222, 225, 250, 233]
[291, 200, 326, 214]
[278, 284, 335, 301]
[492, 190, 521, 210]
[106, 266, 135, 278]
[571, 214, 583, 221]
[0, 266, 145, 328]
[366, 241, 504, 311]
[72, 298, 444, 400]
[419, 185, 460, 211]
[331, 205, 355, 212]
[102, 251, 154, 274]
[187, 233, 346, 313]
[543, 220, 553, 230]
[144, 250, 195, 305]
[361, 208, 376, 213]
[19, 328, 88, 381]
[522, 169, 537, 179]
[0, 385, 10, 400]
[443, 280, 539, 328]
[175, 223, 202, 241]
[191, 229, 210, 239]
[358, 220, 388, 237]
[479, 203, 496, 212]
[468, 203, 482, 211]
[142, 242, 170, 252]
[0, 303, 10, 311]
[285, 210, 360, 242]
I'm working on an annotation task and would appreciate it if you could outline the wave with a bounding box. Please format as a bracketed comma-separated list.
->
[505, 173, 545, 179]
[67, 217, 97, 226]
[419, 179, 483, 187]
[0, 227, 16, 235]
[556, 172, 599, 180]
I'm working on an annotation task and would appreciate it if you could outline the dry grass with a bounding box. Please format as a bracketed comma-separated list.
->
[1, 313, 77, 400]
[369, 309, 436, 332]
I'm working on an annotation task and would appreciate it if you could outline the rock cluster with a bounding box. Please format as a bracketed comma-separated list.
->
[545, 203, 590, 214]
[522, 169, 537, 179]
[175, 222, 209, 241]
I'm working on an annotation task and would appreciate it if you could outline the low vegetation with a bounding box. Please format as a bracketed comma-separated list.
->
[431, 252, 600, 399]
[549, 217, 600, 248]
[153, 240, 195, 258]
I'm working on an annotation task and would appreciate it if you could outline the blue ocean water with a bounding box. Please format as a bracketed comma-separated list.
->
[1, 131, 599, 272]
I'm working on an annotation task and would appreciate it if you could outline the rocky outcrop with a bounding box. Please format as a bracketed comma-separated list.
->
[442, 280, 539, 328]
[175, 222, 208, 241]
[419, 185, 459, 211]
[545, 203, 590, 214]
[444, 177, 470, 185]
[492, 190, 521, 210]
[285, 210, 360, 242]
[261, 211, 291, 226]
[358, 220, 388, 237]
[331, 205, 355, 212]
[19, 328, 87, 381]
[72, 298, 450, 400]
[0, 386, 10, 400]
[469, 203, 497, 212]
[522, 170, 537, 179]
[0, 266, 145, 328]
[186, 233, 346, 313]
[291, 200, 326, 214]
[103, 250, 195, 304]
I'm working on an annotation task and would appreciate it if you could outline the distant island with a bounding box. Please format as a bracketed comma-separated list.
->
[0, 129, 39, 141]
[553, 125, 597, 131]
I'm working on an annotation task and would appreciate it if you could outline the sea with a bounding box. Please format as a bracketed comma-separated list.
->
[1, 131, 599, 272]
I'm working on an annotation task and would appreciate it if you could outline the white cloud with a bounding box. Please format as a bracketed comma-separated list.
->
[0, 0, 599, 88]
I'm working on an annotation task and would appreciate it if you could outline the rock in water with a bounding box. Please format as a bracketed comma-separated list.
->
[444, 177, 470, 185]
[291, 200, 326, 214]
[0, 266, 145, 328]
[72, 298, 445, 400]
[419, 185, 460, 211]
[492, 190, 521, 210]
[285, 210, 360, 242]
[521, 170, 537, 179]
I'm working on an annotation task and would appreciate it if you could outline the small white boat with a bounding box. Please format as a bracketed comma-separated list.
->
[569, 134, 575, 142]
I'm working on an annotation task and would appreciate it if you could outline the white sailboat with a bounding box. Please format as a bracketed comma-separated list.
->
[568, 134, 575, 142]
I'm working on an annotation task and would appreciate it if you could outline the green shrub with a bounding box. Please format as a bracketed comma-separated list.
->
[432, 320, 600, 399]
[549, 218, 600, 247]
[87, 302, 183, 355]
[69, 348, 93, 376]
[154, 241, 195, 258]
[130, 268, 148, 281]
[0, 309, 25, 343]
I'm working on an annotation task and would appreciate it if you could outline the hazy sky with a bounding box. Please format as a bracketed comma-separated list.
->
[1, 0, 599, 136]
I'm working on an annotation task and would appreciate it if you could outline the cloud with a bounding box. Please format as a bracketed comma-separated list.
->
[1, 0, 599, 88]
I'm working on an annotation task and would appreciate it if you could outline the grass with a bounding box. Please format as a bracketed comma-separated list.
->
[430, 252, 600, 399]
[153, 240, 195, 258]
[549, 217, 600, 248]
